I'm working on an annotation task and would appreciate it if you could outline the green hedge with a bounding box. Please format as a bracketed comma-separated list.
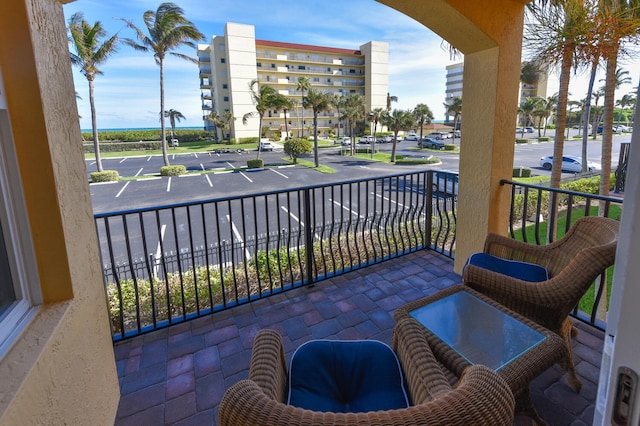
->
[513, 167, 532, 178]
[396, 157, 440, 165]
[537, 137, 551, 142]
[160, 165, 186, 176]
[90, 170, 120, 182]
[515, 138, 528, 144]
[238, 137, 259, 144]
[83, 141, 162, 153]
[443, 144, 456, 151]
[81, 129, 210, 143]
[247, 158, 264, 169]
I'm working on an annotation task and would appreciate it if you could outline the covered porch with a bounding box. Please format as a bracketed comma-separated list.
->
[113, 250, 603, 425]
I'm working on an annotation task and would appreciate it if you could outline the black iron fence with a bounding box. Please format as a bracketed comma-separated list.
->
[97, 170, 458, 340]
[501, 179, 623, 330]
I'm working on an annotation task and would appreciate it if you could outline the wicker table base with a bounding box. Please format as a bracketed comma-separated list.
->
[394, 284, 567, 425]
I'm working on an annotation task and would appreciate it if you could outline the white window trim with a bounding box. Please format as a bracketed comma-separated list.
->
[0, 66, 41, 358]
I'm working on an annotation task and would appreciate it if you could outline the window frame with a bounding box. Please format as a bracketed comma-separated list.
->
[0, 66, 41, 358]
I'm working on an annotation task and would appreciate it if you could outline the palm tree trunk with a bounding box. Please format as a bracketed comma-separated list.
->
[160, 60, 170, 166]
[548, 46, 573, 243]
[581, 60, 598, 172]
[391, 132, 398, 163]
[313, 112, 319, 167]
[88, 77, 103, 172]
[257, 116, 263, 159]
[283, 110, 289, 140]
[300, 90, 305, 138]
[600, 49, 618, 200]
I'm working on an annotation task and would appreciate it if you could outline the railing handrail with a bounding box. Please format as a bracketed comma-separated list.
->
[500, 179, 623, 203]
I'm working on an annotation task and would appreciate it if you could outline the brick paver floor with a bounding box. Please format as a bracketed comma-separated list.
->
[113, 250, 603, 426]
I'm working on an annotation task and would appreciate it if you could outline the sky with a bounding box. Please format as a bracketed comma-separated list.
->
[63, 0, 640, 130]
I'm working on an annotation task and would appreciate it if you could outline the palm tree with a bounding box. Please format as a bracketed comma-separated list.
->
[222, 110, 235, 141]
[533, 106, 547, 137]
[381, 109, 414, 163]
[303, 88, 332, 167]
[243, 79, 278, 158]
[331, 94, 346, 139]
[598, 1, 640, 198]
[205, 111, 223, 141]
[520, 61, 542, 87]
[542, 94, 558, 136]
[120, 2, 204, 167]
[413, 103, 434, 142]
[271, 94, 294, 140]
[368, 107, 385, 159]
[616, 93, 636, 125]
[386, 92, 398, 111]
[443, 97, 462, 143]
[296, 76, 311, 138]
[343, 94, 365, 154]
[68, 12, 119, 173]
[164, 109, 185, 147]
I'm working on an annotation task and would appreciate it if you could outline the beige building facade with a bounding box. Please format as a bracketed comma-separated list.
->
[198, 22, 388, 140]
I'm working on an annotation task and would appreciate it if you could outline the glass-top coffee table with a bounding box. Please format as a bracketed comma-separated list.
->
[394, 284, 567, 425]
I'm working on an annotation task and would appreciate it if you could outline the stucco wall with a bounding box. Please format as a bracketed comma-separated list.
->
[379, 0, 524, 271]
[0, 0, 120, 423]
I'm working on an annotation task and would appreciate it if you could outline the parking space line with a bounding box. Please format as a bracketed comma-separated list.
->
[135, 168, 143, 177]
[147, 156, 152, 162]
[194, 153, 198, 158]
[89, 161, 96, 166]
[329, 198, 365, 219]
[226, 215, 251, 259]
[115, 181, 130, 198]
[166, 177, 171, 192]
[200, 163, 205, 171]
[205, 174, 213, 187]
[371, 192, 406, 208]
[239, 171, 252, 183]
[225, 161, 234, 168]
[270, 168, 288, 179]
[172, 154, 175, 160]
[280, 206, 320, 240]
[119, 158, 127, 163]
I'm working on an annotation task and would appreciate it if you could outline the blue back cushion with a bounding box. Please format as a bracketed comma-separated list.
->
[466, 252, 549, 282]
[287, 340, 409, 413]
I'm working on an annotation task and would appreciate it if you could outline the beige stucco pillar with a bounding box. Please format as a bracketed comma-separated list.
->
[0, 0, 120, 423]
[379, 0, 525, 273]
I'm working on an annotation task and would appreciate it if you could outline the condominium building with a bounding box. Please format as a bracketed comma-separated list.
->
[197, 22, 388, 140]
[444, 62, 548, 123]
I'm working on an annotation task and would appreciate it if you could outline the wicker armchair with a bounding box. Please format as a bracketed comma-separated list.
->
[218, 322, 515, 426]
[463, 216, 619, 391]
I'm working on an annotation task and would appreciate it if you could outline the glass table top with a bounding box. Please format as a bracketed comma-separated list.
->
[410, 290, 546, 370]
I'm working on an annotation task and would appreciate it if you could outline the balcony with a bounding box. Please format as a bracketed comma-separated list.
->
[101, 172, 616, 425]
[113, 250, 603, 425]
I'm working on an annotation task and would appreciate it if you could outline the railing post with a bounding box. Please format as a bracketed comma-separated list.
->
[303, 188, 314, 285]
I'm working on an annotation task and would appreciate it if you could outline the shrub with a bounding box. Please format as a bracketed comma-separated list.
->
[90, 170, 120, 182]
[83, 141, 162, 153]
[283, 138, 312, 163]
[238, 137, 259, 144]
[160, 165, 186, 176]
[396, 157, 440, 165]
[515, 138, 528, 144]
[513, 167, 532, 178]
[443, 144, 456, 151]
[247, 158, 264, 169]
[538, 137, 551, 142]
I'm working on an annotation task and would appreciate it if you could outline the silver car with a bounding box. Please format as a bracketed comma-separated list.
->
[539, 155, 601, 172]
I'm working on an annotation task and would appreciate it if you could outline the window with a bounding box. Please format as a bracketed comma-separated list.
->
[271, 63, 275, 68]
[223, 96, 229, 102]
[298, 65, 305, 70]
[220, 58, 226, 63]
[0, 67, 40, 358]
[257, 62, 262, 68]
[222, 83, 228, 89]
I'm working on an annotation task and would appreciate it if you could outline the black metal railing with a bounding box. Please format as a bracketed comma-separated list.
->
[96, 170, 458, 340]
[501, 179, 623, 330]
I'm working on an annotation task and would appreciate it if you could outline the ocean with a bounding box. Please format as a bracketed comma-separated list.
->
[81, 126, 203, 132]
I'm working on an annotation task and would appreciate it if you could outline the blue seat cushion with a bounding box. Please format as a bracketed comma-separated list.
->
[466, 252, 549, 282]
[287, 340, 409, 413]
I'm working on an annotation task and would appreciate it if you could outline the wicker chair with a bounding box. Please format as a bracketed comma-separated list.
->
[218, 322, 515, 426]
[463, 216, 619, 391]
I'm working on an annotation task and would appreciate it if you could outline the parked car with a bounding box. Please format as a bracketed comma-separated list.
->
[404, 133, 419, 141]
[259, 141, 274, 151]
[539, 155, 601, 172]
[426, 132, 450, 140]
[524, 127, 534, 133]
[359, 136, 374, 144]
[433, 171, 459, 196]
[379, 135, 394, 143]
[336, 136, 351, 145]
[418, 138, 445, 150]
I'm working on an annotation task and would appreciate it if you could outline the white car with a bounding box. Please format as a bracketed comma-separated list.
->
[336, 136, 351, 145]
[259, 141, 274, 151]
[433, 171, 459, 196]
[404, 133, 419, 141]
[539, 155, 601, 172]
[359, 136, 374, 144]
